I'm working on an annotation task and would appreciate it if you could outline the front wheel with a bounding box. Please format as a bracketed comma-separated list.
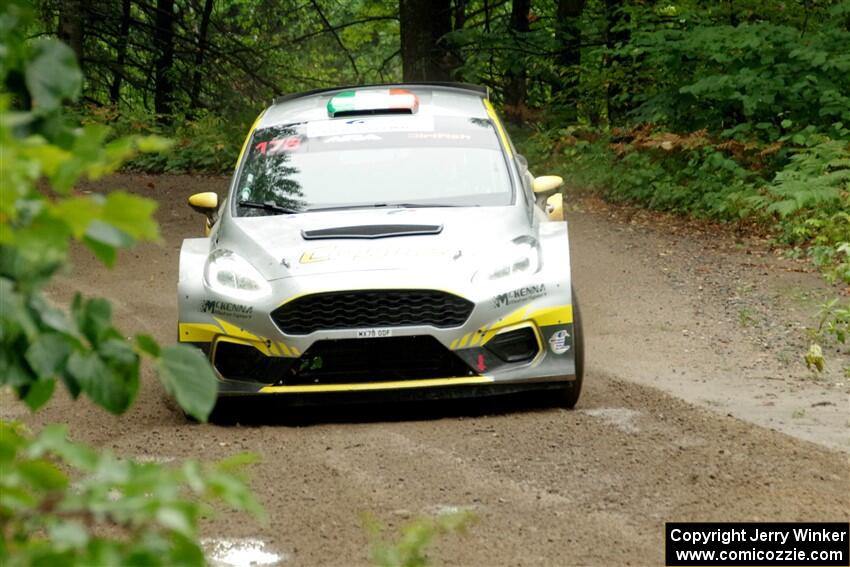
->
[554, 289, 584, 409]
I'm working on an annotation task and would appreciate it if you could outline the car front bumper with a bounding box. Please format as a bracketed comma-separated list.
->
[179, 252, 576, 398]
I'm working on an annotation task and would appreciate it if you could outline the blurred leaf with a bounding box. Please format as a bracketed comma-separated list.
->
[82, 234, 118, 266]
[48, 520, 89, 550]
[135, 334, 160, 357]
[52, 197, 102, 239]
[66, 350, 137, 414]
[25, 40, 82, 111]
[22, 378, 55, 411]
[102, 191, 160, 242]
[136, 135, 174, 153]
[157, 345, 217, 422]
[25, 333, 72, 378]
[78, 297, 113, 346]
[17, 458, 68, 490]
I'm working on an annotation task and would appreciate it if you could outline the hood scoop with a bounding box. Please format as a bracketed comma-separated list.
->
[301, 224, 443, 240]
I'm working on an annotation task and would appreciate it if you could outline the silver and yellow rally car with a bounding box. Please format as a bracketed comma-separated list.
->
[178, 83, 584, 411]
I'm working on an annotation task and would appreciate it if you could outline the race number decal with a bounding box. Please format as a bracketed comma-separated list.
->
[255, 135, 302, 155]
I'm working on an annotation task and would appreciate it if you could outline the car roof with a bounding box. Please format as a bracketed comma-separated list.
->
[257, 83, 490, 130]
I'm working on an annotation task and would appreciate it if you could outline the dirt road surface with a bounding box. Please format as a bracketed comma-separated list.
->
[3, 175, 848, 566]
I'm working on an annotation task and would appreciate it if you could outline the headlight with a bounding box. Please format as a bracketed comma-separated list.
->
[203, 249, 271, 300]
[474, 238, 541, 282]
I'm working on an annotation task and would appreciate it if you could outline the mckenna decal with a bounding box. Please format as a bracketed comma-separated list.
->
[548, 329, 570, 355]
[200, 300, 253, 319]
[493, 284, 546, 308]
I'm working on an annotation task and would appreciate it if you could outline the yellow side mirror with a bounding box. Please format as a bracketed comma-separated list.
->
[188, 192, 218, 214]
[532, 175, 564, 195]
[188, 192, 218, 236]
[546, 193, 564, 222]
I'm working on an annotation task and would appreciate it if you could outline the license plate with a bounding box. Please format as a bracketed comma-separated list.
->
[355, 328, 393, 338]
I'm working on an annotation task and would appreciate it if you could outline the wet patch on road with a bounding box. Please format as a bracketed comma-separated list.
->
[423, 504, 476, 516]
[202, 537, 287, 567]
[581, 408, 642, 434]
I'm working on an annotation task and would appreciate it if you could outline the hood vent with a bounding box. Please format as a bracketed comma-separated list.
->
[302, 224, 443, 240]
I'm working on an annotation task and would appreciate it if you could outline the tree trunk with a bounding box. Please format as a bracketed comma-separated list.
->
[57, 0, 84, 67]
[190, 0, 214, 111]
[604, 0, 630, 127]
[553, 0, 586, 121]
[503, 0, 530, 124]
[109, 0, 132, 104]
[454, 0, 466, 31]
[399, 0, 452, 81]
[154, 0, 175, 120]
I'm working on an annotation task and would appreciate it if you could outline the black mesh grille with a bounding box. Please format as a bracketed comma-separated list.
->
[484, 327, 538, 363]
[213, 341, 294, 383]
[283, 336, 474, 385]
[271, 290, 474, 335]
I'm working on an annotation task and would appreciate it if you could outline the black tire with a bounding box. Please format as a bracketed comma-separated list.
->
[555, 289, 584, 409]
[207, 397, 237, 425]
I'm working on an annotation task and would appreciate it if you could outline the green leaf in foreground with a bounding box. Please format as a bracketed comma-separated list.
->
[1, 421, 262, 566]
[22, 379, 56, 411]
[157, 345, 218, 422]
[24, 39, 82, 112]
[135, 334, 161, 357]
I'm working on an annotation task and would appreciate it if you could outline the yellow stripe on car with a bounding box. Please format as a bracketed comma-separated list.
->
[178, 323, 221, 343]
[235, 109, 266, 167]
[455, 304, 574, 348]
[179, 319, 300, 358]
[483, 99, 513, 158]
[530, 304, 573, 327]
[259, 375, 494, 394]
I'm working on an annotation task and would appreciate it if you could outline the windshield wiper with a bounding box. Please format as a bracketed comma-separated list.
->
[238, 200, 301, 214]
[308, 203, 460, 212]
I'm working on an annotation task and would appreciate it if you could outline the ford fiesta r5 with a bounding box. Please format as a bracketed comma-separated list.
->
[178, 83, 584, 411]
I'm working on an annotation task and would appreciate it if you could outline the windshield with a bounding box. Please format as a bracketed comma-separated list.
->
[232, 114, 513, 216]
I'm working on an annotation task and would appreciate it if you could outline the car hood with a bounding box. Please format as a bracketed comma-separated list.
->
[216, 206, 531, 281]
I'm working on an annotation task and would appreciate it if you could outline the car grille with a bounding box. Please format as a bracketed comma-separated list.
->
[271, 289, 474, 335]
[283, 336, 475, 385]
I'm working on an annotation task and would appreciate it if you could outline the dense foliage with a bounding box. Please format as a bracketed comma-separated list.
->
[0, 422, 262, 566]
[2, 0, 218, 419]
[2, 3, 262, 564]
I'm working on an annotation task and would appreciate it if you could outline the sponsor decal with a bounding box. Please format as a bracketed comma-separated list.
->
[493, 284, 546, 308]
[306, 115, 434, 138]
[323, 133, 382, 143]
[200, 300, 253, 319]
[407, 132, 471, 141]
[548, 329, 570, 355]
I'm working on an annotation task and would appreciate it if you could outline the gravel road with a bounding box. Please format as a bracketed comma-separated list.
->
[3, 175, 847, 566]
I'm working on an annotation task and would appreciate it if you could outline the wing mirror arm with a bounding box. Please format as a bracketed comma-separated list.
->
[188, 192, 219, 234]
[532, 176, 565, 221]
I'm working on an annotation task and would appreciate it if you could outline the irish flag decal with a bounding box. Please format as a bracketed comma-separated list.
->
[327, 89, 419, 116]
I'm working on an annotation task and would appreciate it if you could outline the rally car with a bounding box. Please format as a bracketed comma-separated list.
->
[178, 83, 584, 412]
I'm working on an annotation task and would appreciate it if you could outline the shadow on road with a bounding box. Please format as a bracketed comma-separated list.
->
[203, 391, 562, 427]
